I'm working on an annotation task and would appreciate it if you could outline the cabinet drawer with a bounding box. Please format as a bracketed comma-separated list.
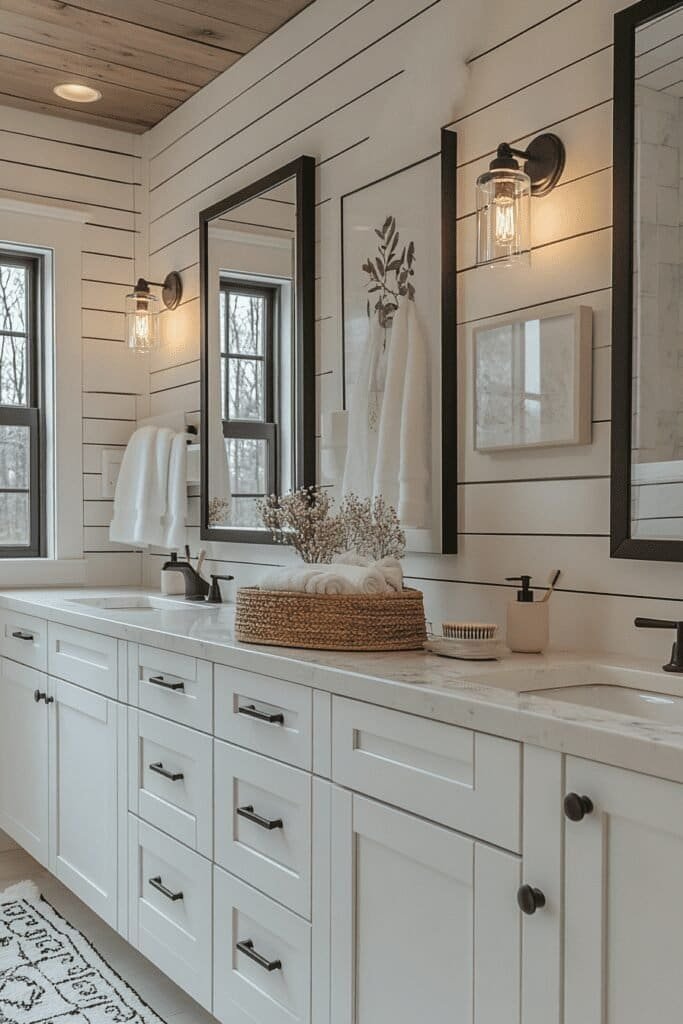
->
[331, 697, 521, 852]
[48, 622, 118, 698]
[215, 666, 312, 770]
[214, 742, 311, 918]
[128, 816, 212, 1010]
[129, 710, 212, 856]
[129, 645, 212, 733]
[0, 610, 47, 671]
[214, 865, 310, 1024]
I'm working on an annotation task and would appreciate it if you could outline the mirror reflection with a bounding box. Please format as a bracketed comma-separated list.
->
[631, 6, 683, 540]
[201, 160, 315, 542]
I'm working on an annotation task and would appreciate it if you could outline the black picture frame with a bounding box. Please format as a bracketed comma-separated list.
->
[199, 155, 316, 545]
[339, 127, 458, 554]
[611, 0, 683, 561]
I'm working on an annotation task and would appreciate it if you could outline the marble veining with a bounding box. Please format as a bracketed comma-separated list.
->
[2, 588, 683, 784]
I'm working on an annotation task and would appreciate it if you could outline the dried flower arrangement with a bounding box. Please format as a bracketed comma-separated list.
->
[257, 486, 406, 564]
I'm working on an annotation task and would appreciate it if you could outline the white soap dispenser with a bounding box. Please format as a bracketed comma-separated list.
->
[505, 575, 548, 654]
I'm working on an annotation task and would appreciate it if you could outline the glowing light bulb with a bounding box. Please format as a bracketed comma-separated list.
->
[493, 195, 516, 244]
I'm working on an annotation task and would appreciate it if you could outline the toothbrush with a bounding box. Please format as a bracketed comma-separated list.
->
[541, 569, 561, 602]
[196, 549, 207, 578]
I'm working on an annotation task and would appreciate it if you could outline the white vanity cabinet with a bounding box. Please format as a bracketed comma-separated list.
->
[6, 596, 683, 1024]
[48, 676, 123, 928]
[0, 657, 49, 865]
[563, 757, 683, 1024]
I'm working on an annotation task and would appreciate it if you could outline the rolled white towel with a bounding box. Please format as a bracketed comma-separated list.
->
[303, 572, 357, 595]
[258, 563, 390, 595]
[321, 564, 388, 594]
[259, 567, 316, 592]
[377, 556, 404, 592]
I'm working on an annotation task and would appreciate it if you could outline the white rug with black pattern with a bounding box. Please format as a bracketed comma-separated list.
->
[0, 882, 165, 1024]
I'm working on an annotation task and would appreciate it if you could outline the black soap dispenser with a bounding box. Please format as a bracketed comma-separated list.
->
[505, 575, 549, 653]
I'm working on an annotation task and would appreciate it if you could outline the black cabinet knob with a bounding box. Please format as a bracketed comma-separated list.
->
[33, 690, 53, 705]
[564, 793, 594, 821]
[517, 884, 546, 915]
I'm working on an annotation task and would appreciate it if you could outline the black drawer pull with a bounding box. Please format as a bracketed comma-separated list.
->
[149, 762, 184, 782]
[236, 804, 283, 831]
[33, 690, 54, 705]
[517, 884, 546, 916]
[12, 630, 34, 641]
[148, 675, 185, 691]
[236, 938, 282, 972]
[564, 793, 594, 821]
[237, 703, 284, 725]
[148, 876, 183, 901]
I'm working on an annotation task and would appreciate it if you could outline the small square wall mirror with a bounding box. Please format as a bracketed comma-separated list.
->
[473, 307, 592, 453]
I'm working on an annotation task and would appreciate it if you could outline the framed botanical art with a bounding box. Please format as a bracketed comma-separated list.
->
[340, 128, 457, 554]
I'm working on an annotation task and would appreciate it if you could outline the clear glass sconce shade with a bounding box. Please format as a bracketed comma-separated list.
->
[125, 290, 160, 353]
[476, 167, 531, 267]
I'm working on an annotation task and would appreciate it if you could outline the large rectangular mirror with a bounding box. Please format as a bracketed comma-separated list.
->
[613, 0, 683, 560]
[200, 157, 315, 543]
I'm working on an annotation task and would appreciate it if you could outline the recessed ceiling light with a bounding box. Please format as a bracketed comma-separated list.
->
[53, 83, 102, 103]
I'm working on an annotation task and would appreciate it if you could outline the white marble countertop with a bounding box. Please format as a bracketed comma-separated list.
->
[2, 586, 683, 784]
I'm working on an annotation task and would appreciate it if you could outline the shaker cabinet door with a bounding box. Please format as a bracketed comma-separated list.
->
[0, 658, 49, 865]
[48, 676, 119, 927]
[329, 787, 521, 1024]
[564, 757, 683, 1024]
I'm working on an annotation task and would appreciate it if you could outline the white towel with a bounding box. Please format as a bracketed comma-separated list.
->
[259, 563, 390, 595]
[110, 426, 174, 549]
[342, 319, 383, 498]
[372, 301, 430, 529]
[376, 556, 403, 592]
[164, 432, 188, 550]
[398, 301, 430, 528]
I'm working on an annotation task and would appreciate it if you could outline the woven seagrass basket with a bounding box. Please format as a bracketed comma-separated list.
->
[234, 586, 427, 651]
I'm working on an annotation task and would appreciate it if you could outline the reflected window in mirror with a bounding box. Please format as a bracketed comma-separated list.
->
[200, 157, 315, 544]
[220, 280, 278, 528]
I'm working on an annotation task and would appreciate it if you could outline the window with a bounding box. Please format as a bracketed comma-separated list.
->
[219, 279, 277, 527]
[0, 251, 44, 557]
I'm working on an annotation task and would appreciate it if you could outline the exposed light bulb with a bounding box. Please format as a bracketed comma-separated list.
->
[493, 196, 516, 245]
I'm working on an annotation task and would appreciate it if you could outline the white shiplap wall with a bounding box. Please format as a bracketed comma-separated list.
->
[0, 105, 145, 584]
[7, 0, 679, 658]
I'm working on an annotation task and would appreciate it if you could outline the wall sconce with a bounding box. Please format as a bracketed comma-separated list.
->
[476, 133, 565, 268]
[125, 273, 182, 353]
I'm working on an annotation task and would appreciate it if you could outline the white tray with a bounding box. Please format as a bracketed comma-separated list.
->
[425, 635, 505, 661]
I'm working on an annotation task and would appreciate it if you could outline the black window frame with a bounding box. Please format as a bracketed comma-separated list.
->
[0, 250, 45, 559]
[220, 278, 278, 514]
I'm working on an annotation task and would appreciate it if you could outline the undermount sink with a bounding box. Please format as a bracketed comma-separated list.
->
[65, 595, 207, 611]
[474, 663, 683, 726]
[526, 683, 683, 725]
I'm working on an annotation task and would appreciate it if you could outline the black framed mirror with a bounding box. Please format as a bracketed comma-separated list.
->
[199, 156, 315, 544]
[612, 0, 683, 560]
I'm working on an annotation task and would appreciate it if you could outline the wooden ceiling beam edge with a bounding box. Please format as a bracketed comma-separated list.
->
[47, 0, 264, 57]
[0, 32, 200, 98]
[0, 1, 233, 74]
[0, 93, 148, 133]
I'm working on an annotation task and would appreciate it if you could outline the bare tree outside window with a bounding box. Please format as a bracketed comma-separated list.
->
[0, 252, 43, 556]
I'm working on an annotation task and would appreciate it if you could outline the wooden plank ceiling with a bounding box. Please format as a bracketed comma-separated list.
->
[0, 0, 314, 133]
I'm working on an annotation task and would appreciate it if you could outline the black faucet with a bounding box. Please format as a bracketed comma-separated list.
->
[634, 617, 683, 672]
[162, 557, 209, 601]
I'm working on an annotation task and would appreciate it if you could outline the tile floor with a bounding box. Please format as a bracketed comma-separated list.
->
[0, 840, 218, 1024]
